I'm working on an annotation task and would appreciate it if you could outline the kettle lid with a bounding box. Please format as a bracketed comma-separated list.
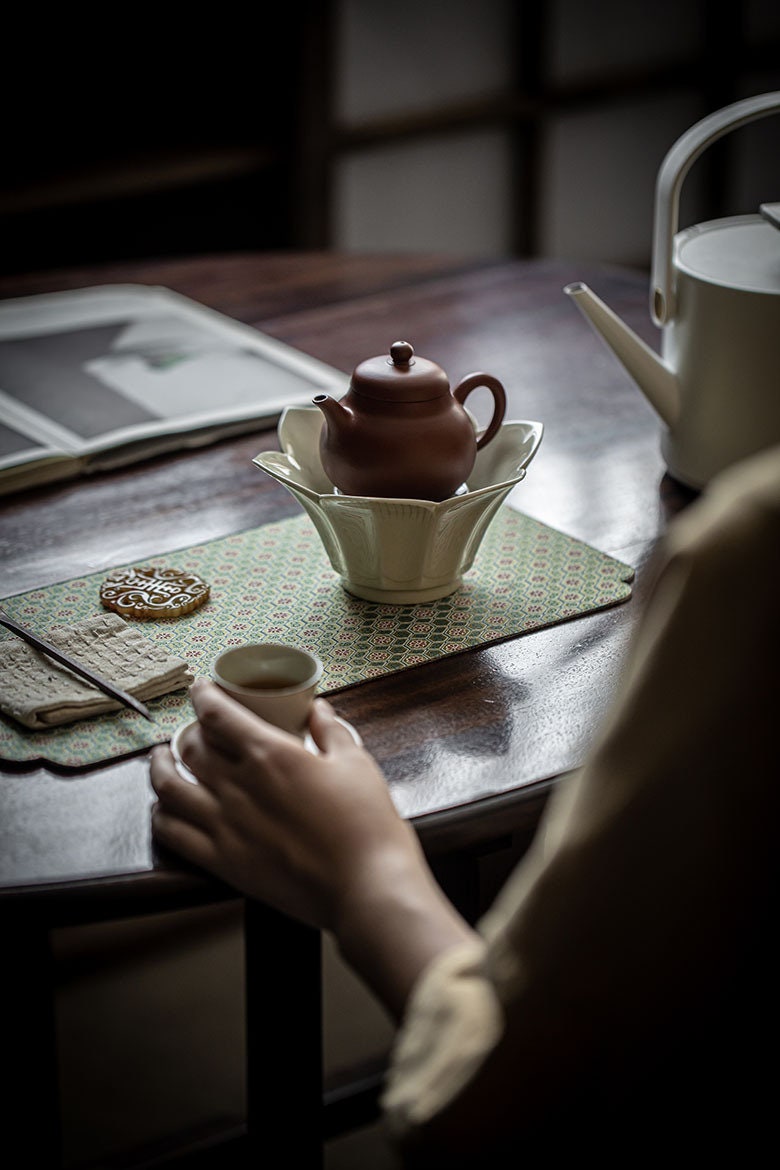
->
[351, 341, 450, 402]
[676, 215, 780, 294]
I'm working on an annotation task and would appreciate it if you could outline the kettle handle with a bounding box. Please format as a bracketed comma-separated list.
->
[453, 373, 507, 450]
[652, 90, 780, 327]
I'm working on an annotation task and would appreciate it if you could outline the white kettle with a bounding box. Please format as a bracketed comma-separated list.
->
[565, 91, 780, 489]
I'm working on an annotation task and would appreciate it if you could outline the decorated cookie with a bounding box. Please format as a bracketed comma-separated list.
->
[99, 567, 210, 619]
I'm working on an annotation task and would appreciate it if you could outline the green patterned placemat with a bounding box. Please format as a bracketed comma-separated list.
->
[0, 508, 633, 768]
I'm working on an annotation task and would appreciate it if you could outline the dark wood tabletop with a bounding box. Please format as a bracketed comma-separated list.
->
[0, 251, 694, 917]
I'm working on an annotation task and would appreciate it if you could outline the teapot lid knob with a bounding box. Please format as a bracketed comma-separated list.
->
[351, 340, 448, 401]
[390, 340, 414, 366]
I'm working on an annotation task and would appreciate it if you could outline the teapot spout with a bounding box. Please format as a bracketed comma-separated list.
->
[312, 393, 352, 433]
[564, 282, 679, 427]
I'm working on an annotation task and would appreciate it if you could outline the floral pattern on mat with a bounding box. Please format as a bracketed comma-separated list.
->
[0, 508, 633, 768]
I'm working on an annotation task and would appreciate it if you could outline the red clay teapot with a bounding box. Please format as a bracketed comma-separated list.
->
[312, 340, 507, 500]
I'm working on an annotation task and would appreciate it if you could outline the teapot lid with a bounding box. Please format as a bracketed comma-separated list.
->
[351, 341, 450, 402]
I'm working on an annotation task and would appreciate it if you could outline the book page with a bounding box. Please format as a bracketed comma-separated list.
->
[0, 285, 348, 481]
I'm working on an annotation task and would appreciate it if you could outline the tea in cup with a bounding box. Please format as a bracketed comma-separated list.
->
[211, 642, 323, 738]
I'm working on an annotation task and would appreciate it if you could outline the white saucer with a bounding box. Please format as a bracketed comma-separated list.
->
[170, 714, 361, 783]
[170, 719, 198, 783]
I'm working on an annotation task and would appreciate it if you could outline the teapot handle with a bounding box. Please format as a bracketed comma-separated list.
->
[453, 373, 506, 450]
[652, 90, 780, 326]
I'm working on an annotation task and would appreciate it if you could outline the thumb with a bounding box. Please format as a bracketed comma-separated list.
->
[308, 698, 362, 754]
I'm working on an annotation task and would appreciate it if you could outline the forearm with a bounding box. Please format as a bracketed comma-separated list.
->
[332, 837, 478, 1022]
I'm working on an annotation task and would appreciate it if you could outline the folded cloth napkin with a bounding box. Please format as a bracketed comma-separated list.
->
[0, 612, 194, 729]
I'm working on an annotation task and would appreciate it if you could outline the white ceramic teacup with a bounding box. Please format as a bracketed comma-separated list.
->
[170, 642, 361, 779]
[211, 642, 323, 738]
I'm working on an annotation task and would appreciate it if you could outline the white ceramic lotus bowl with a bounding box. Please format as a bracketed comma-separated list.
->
[253, 406, 543, 603]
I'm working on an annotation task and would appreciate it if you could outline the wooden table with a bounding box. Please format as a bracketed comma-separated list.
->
[0, 252, 693, 1167]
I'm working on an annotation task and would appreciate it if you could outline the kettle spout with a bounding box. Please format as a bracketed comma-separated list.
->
[564, 282, 679, 427]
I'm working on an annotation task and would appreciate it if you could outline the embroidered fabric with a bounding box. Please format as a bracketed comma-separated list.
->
[0, 613, 194, 728]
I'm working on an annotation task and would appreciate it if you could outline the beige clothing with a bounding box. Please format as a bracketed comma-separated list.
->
[383, 445, 780, 1164]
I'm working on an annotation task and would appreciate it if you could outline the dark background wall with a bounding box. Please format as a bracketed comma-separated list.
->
[2, 1, 779, 277]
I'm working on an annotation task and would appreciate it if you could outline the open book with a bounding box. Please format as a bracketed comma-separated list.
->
[0, 284, 348, 495]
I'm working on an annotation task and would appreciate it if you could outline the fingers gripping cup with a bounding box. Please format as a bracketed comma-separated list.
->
[212, 643, 323, 738]
[170, 642, 360, 780]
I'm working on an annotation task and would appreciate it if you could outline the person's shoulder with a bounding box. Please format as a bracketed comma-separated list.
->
[705, 443, 780, 517]
[666, 443, 780, 564]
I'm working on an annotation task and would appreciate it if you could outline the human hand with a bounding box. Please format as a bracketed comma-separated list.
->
[150, 680, 423, 932]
